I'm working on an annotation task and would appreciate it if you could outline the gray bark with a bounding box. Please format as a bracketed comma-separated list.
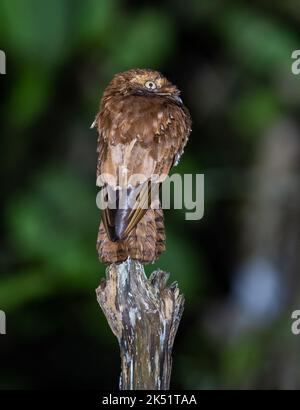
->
[96, 259, 184, 390]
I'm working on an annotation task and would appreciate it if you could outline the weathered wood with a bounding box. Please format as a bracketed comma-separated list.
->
[96, 259, 184, 390]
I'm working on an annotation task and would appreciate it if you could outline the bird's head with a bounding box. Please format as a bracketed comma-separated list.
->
[103, 68, 182, 104]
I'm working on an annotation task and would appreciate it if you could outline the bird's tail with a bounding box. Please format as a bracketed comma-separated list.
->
[97, 208, 165, 264]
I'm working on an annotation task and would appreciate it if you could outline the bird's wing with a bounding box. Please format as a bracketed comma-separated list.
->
[95, 95, 191, 241]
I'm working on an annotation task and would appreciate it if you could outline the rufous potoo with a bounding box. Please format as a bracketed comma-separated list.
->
[91, 69, 191, 264]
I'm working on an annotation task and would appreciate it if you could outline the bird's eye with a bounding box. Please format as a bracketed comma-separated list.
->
[144, 80, 157, 90]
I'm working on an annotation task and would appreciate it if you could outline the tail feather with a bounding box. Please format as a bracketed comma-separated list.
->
[97, 208, 165, 264]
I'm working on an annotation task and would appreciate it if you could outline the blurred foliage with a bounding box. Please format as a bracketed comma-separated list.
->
[1, 0, 300, 389]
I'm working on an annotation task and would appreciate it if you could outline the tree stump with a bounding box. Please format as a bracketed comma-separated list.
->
[96, 259, 185, 390]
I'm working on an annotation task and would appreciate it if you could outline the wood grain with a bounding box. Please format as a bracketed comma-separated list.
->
[96, 259, 184, 390]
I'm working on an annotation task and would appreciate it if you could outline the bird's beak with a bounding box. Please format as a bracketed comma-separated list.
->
[171, 95, 183, 105]
[157, 92, 183, 105]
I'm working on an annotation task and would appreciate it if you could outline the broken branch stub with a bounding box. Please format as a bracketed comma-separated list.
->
[96, 259, 184, 390]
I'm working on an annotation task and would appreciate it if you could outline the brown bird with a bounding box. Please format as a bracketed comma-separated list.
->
[92, 68, 191, 264]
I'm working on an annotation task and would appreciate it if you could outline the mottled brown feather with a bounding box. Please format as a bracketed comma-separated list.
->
[93, 69, 191, 263]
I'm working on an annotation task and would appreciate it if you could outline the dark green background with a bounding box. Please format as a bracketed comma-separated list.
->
[1, 0, 300, 389]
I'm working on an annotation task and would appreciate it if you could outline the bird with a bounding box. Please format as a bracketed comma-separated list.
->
[91, 68, 192, 264]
